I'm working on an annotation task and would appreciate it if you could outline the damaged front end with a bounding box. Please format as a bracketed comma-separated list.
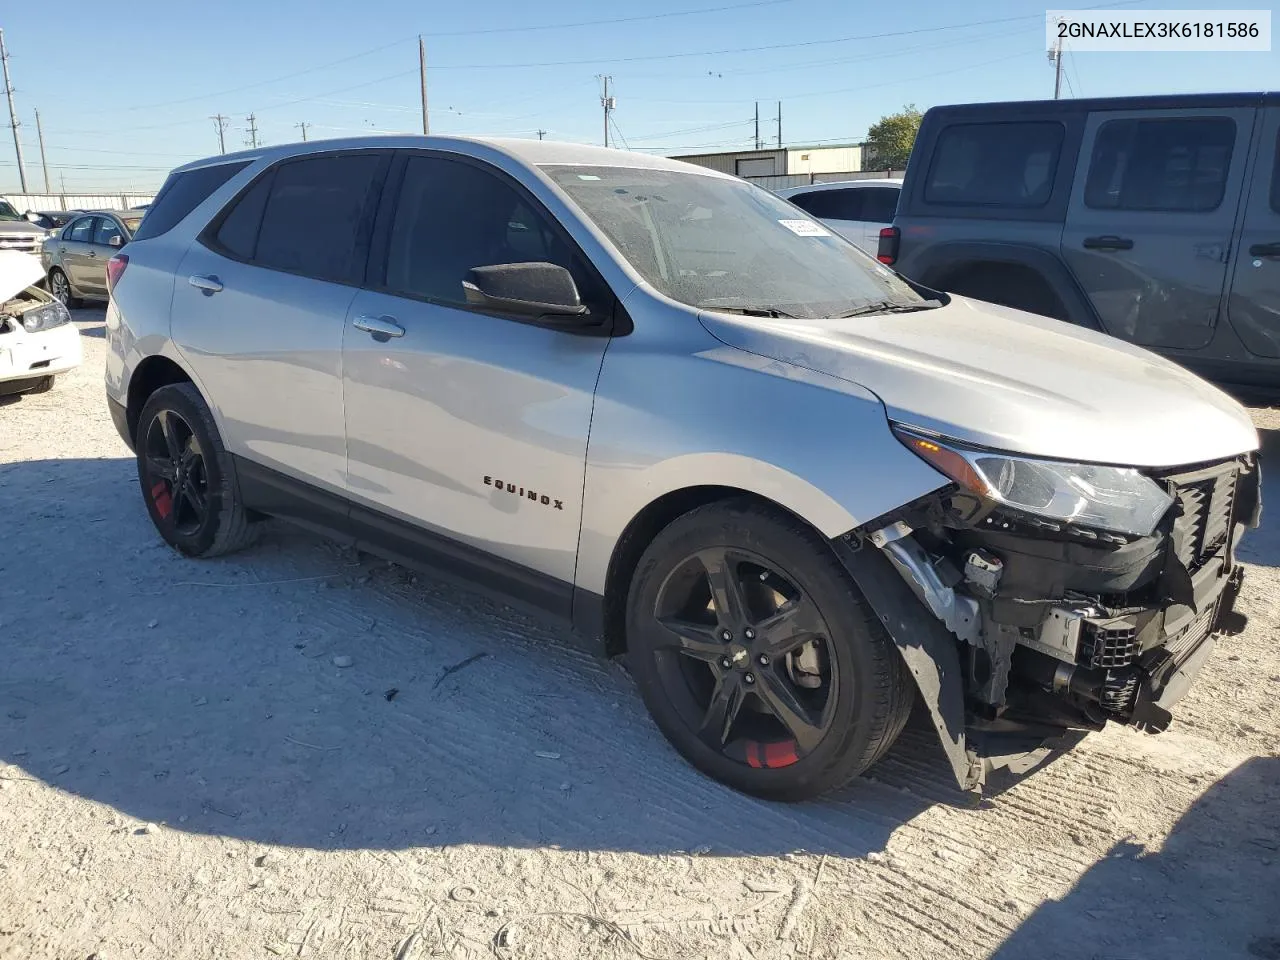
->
[836, 429, 1261, 792]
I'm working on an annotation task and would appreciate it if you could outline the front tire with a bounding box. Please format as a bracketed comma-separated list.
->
[626, 499, 912, 801]
[135, 382, 257, 558]
[48, 268, 82, 309]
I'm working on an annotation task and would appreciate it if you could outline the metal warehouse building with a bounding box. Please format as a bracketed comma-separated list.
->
[671, 143, 893, 190]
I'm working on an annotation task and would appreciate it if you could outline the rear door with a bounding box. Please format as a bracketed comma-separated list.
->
[1226, 107, 1280, 357]
[60, 216, 97, 290]
[786, 188, 867, 249]
[172, 150, 390, 491]
[1061, 107, 1254, 351]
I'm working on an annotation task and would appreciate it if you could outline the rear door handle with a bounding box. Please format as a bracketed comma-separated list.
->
[188, 274, 224, 294]
[1250, 242, 1280, 259]
[87, 251, 97, 259]
[353, 314, 405, 339]
[1082, 235, 1134, 251]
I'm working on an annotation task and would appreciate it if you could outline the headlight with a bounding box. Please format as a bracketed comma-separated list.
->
[20, 301, 72, 333]
[893, 426, 1174, 537]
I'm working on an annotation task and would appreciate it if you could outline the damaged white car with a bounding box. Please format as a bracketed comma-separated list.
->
[0, 250, 80, 396]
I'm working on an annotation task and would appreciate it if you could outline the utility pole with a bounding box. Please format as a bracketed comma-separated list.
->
[419, 36, 430, 135]
[1050, 34, 1064, 99]
[754, 101, 760, 150]
[34, 108, 50, 194]
[536, 129, 547, 140]
[776, 101, 782, 148]
[0, 29, 28, 193]
[296, 121, 310, 142]
[210, 114, 229, 154]
[245, 114, 260, 149]
[599, 76, 614, 148]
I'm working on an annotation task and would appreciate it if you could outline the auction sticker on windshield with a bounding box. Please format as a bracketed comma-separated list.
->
[778, 219, 831, 237]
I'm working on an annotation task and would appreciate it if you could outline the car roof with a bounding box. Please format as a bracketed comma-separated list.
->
[925, 90, 1278, 119]
[170, 136, 738, 181]
[779, 178, 903, 195]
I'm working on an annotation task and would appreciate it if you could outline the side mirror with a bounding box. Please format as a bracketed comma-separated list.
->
[108, 234, 124, 248]
[462, 262, 592, 323]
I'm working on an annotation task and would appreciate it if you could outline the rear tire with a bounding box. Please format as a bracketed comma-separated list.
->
[30, 375, 55, 394]
[135, 382, 257, 558]
[625, 498, 912, 801]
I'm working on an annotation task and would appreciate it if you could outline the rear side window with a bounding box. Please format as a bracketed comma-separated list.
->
[858, 186, 899, 223]
[210, 173, 275, 260]
[925, 122, 1064, 207]
[252, 154, 385, 285]
[1085, 117, 1235, 212]
[789, 189, 865, 221]
[131, 161, 250, 241]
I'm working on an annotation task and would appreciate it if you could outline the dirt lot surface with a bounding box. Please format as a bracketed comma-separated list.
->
[2, 311, 1278, 960]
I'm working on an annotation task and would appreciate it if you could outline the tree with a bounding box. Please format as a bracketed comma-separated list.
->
[864, 105, 923, 172]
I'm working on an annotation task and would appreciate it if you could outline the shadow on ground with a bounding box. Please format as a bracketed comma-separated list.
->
[0, 456, 965, 858]
[990, 756, 1280, 960]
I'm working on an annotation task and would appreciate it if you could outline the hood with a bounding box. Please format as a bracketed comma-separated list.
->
[0, 219, 48, 237]
[698, 295, 1258, 469]
[0, 250, 47, 303]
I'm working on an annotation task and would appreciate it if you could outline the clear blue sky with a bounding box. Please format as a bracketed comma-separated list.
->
[1, 0, 1276, 193]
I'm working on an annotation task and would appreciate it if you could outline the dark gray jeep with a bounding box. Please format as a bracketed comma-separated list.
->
[881, 92, 1280, 390]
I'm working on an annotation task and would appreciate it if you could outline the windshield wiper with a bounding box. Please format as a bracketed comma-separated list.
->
[698, 303, 803, 319]
[831, 299, 942, 319]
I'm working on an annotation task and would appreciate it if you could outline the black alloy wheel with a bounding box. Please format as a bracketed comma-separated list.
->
[142, 409, 209, 537]
[135, 382, 257, 558]
[626, 499, 912, 800]
[652, 546, 838, 770]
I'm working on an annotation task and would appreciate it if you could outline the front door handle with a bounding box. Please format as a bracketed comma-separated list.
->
[87, 251, 97, 259]
[353, 314, 405, 339]
[188, 274, 224, 294]
[1250, 242, 1280, 259]
[1082, 235, 1134, 251]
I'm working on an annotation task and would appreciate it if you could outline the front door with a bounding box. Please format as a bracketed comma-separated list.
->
[1226, 107, 1280, 358]
[60, 216, 97, 291]
[341, 152, 613, 599]
[1061, 107, 1254, 352]
[84, 216, 124, 297]
[172, 150, 390, 491]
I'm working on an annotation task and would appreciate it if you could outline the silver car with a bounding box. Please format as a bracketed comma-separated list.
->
[42, 209, 143, 307]
[104, 138, 1260, 799]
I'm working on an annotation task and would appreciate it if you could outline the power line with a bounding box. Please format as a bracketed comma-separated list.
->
[609, 116, 630, 150]
[122, 0, 804, 112]
[245, 114, 260, 148]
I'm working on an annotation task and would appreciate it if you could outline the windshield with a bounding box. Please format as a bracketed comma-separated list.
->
[0, 201, 21, 222]
[544, 164, 926, 319]
[121, 216, 144, 236]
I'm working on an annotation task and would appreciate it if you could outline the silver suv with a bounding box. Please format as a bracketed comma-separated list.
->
[105, 138, 1261, 799]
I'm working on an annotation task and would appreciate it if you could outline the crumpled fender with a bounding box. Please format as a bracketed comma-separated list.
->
[831, 537, 979, 791]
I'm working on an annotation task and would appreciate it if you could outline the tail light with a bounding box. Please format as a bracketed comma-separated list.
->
[877, 226, 899, 265]
[106, 253, 129, 293]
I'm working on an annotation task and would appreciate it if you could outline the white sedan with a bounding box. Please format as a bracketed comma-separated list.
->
[776, 178, 902, 255]
[0, 251, 81, 396]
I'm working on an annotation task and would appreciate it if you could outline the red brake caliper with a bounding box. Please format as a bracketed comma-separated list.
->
[151, 482, 173, 520]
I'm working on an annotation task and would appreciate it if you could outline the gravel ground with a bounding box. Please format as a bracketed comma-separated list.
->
[2, 310, 1278, 960]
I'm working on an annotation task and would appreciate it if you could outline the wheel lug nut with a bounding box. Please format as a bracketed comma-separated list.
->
[720, 629, 732, 642]
[758, 654, 770, 666]
[744, 629, 755, 640]
[744, 673, 755, 684]
[720, 657, 732, 669]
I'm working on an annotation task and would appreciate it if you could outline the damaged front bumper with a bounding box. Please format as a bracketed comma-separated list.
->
[836, 452, 1260, 792]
